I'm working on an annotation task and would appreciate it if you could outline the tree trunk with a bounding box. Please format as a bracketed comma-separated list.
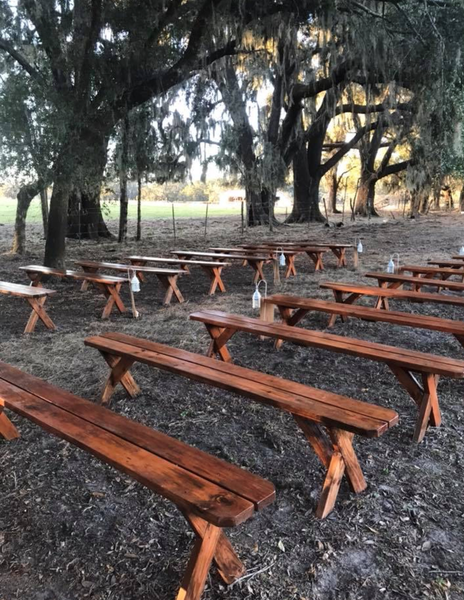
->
[136, 173, 142, 241]
[288, 148, 325, 223]
[459, 185, 464, 211]
[11, 180, 45, 254]
[355, 174, 379, 217]
[45, 166, 74, 268]
[40, 188, 49, 236]
[118, 115, 130, 243]
[328, 168, 341, 213]
[419, 192, 429, 214]
[246, 182, 274, 226]
[66, 128, 112, 240]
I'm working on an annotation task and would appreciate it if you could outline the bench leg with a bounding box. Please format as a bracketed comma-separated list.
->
[80, 267, 99, 290]
[176, 522, 221, 600]
[273, 307, 309, 349]
[100, 352, 140, 404]
[129, 260, 147, 283]
[332, 248, 346, 268]
[99, 283, 127, 319]
[205, 325, 235, 362]
[293, 417, 366, 519]
[249, 260, 265, 284]
[201, 266, 226, 295]
[24, 297, 56, 333]
[306, 251, 324, 271]
[183, 512, 245, 585]
[284, 255, 297, 278]
[454, 334, 464, 349]
[158, 274, 185, 305]
[388, 365, 441, 443]
[0, 403, 20, 440]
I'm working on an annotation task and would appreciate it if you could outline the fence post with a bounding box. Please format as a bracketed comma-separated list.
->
[172, 203, 176, 241]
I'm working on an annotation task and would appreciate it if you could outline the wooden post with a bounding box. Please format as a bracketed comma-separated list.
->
[241, 201, 244, 235]
[172, 203, 177, 241]
[204, 203, 209, 238]
[323, 197, 329, 225]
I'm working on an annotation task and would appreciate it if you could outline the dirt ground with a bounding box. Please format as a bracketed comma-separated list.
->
[1, 211, 464, 600]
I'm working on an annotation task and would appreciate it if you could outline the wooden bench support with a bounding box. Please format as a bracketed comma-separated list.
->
[294, 417, 367, 518]
[305, 251, 325, 271]
[0, 401, 19, 440]
[200, 265, 226, 295]
[98, 282, 127, 319]
[157, 274, 185, 305]
[24, 296, 56, 333]
[101, 352, 140, 403]
[331, 247, 347, 268]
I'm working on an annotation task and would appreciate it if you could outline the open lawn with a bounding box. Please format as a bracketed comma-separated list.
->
[1, 213, 464, 600]
[0, 197, 288, 224]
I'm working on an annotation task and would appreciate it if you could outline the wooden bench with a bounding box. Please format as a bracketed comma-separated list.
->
[244, 242, 351, 268]
[127, 255, 230, 295]
[210, 247, 299, 278]
[84, 332, 398, 518]
[0, 361, 274, 600]
[259, 294, 464, 349]
[171, 251, 269, 283]
[189, 310, 464, 443]
[75, 260, 186, 305]
[0, 281, 56, 333]
[428, 259, 464, 271]
[20, 265, 127, 319]
[398, 265, 464, 280]
[240, 244, 328, 272]
[366, 271, 464, 294]
[320, 281, 464, 311]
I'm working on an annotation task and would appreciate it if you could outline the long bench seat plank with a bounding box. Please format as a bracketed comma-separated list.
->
[320, 282, 464, 310]
[171, 251, 268, 283]
[261, 295, 464, 347]
[85, 332, 396, 436]
[399, 265, 464, 279]
[85, 332, 398, 518]
[127, 256, 229, 296]
[19, 265, 127, 319]
[366, 271, 464, 293]
[189, 310, 462, 442]
[0, 364, 275, 599]
[0, 362, 273, 511]
[0, 380, 254, 527]
[75, 259, 186, 305]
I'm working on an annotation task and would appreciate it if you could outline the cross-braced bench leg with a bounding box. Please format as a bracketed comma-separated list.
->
[306, 251, 324, 271]
[156, 274, 185, 305]
[98, 283, 127, 319]
[0, 401, 20, 440]
[24, 297, 56, 333]
[100, 352, 140, 404]
[284, 255, 297, 278]
[183, 512, 246, 585]
[80, 267, 99, 291]
[388, 365, 441, 442]
[273, 307, 309, 349]
[128, 260, 147, 283]
[294, 417, 366, 518]
[201, 266, 226, 295]
[248, 260, 265, 284]
[205, 325, 235, 362]
[332, 248, 347, 268]
[176, 521, 222, 600]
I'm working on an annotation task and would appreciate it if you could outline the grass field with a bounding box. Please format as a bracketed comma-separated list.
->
[0, 197, 288, 224]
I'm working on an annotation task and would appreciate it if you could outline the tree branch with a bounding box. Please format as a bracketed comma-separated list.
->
[0, 39, 43, 82]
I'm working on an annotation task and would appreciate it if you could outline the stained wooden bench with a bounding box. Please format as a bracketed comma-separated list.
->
[189, 310, 464, 443]
[398, 265, 464, 280]
[84, 332, 398, 518]
[243, 242, 350, 268]
[171, 251, 269, 283]
[366, 271, 464, 294]
[75, 260, 186, 305]
[20, 265, 127, 319]
[428, 259, 464, 271]
[210, 247, 299, 278]
[240, 244, 328, 272]
[259, 294, 464, 349]
[0, 281, 56, 333]
[320, 282, 464, 311]
[0, 362, 274, 600]
[127, 256, 230, 295]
